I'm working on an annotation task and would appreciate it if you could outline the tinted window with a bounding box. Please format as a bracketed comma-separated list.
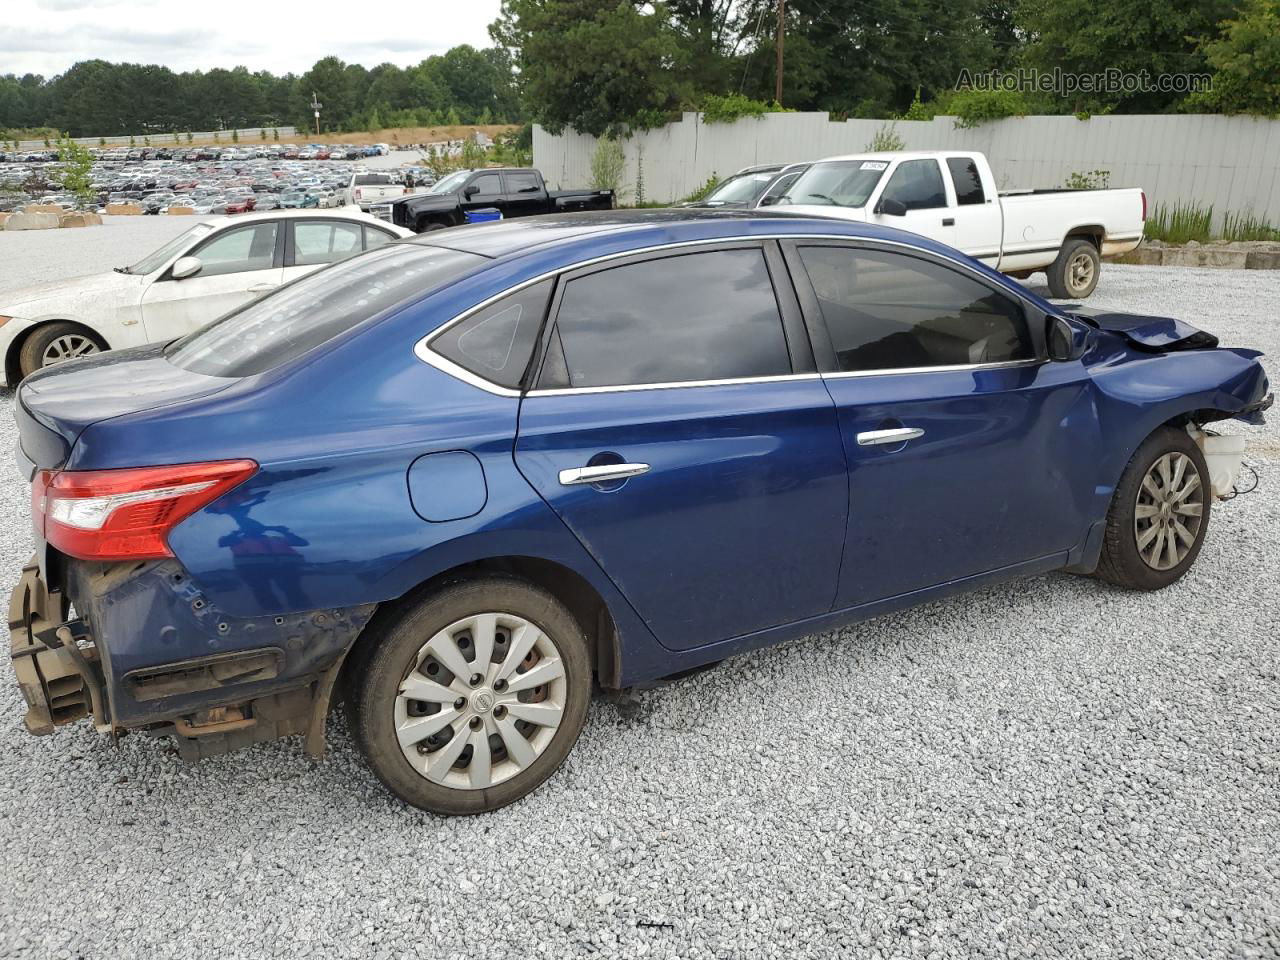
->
[353, 174, 393, 186]
[947, 158, 985, 206]
[762, 171, 802, 204]
[796, 246, 1032, 372]
[190, 222, 278, 277]
[431, 280, 553, 390]
[167, 245, 483, 377]
[293, 220, 362, 266]
[546, 249, 791, 389]
[881, 160, 947, 211]
[469, 174, 502, 197]
[504, 172, 541, 194]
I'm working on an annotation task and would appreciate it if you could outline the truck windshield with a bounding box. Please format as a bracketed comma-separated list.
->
[779, 161, 887, 208]
[165, 244, 484, 377]
[428, 171, 472, 195]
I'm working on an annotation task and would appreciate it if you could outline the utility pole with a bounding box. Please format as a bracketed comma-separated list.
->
[310, 92, 322, 137]
[775, 0, 785, 106]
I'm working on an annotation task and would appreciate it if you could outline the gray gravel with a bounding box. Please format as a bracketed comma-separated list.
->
[1, 222, 1278, 960]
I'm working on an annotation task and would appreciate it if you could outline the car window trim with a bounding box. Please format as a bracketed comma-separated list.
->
[415, 234, 1052, 396]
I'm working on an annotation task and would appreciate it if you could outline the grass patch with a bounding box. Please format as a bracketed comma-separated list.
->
[1221, 210, 1280, 242]
[1144, 201, 1213, 244]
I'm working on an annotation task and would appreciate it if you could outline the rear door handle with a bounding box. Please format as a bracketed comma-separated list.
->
[247, 283, 277, 294]
[856, 427, 924, 446]
[559, 463, 650, 485]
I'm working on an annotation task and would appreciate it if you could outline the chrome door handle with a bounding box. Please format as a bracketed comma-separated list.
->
[856, 427, 924, 446]
[558, 463, 650, 486]
[247, 283, 277, 294]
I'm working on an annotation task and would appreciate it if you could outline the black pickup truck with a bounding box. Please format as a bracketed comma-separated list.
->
[371, 167, 615, 232]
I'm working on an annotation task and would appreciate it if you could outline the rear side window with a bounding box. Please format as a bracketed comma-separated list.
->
[946, 158, 985, 205]
[542, 249, 791, 389]
[880, 160, 947, 211]
[504, 172, 541, 194]
[431, 280, 554, 390]
[364, 226, 394, 249]
[293, 220, 362, 266]
[796, 246, 1032, 372]
[167, 245, 483, 377]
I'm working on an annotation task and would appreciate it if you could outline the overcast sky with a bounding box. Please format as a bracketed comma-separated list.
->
[3, 0, 504, 78]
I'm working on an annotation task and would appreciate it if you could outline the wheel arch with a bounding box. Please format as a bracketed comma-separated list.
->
[1064, 225, 1104, 249]
[343, 555, 623, 696]
[7, 318, 111, 383]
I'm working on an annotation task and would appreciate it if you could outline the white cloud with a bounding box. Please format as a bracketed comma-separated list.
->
[4, 0, 502, 76]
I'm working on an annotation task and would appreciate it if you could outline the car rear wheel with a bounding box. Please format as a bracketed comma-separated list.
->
[1047, 237, 1100, 299]
[1095, 426, 1211, 590]
[348, 578, 591, 815]
[19, 322, 105, 378]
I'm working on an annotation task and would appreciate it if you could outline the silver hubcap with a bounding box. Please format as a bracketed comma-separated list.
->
[42, 334, 99, 366]
[394, 613, 567, 790]
[1134, 452, 1204, 571]
[1069, 252, 1095, 292]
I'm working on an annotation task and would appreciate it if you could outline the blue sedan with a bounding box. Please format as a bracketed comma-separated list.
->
[9, 211, 1272, 814]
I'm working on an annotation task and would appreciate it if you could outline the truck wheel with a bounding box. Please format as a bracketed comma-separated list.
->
[19, 322, 105, 378]
[1095, 427, 1211, 591]
[348, 577, 592, 815]
[1047, 238, 1100, 299]
[418, 219, 447, 232]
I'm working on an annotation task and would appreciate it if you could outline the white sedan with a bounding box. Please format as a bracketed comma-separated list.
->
[0, 209, 414, 383]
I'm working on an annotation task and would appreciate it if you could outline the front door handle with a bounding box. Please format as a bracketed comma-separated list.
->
[942, 218, 955, 226]
[559, 463, 650, 486]
[247, 283, 277, 294]
[856, 427, 924, 446]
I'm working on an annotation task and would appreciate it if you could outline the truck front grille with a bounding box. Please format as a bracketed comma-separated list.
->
[371, 204, 393, 222]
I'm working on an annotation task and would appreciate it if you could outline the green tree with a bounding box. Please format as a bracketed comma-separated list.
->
[260, 128, 268, 141]
[1189, 0, 1280, 115]
[491, 0, 687, 135]
[273, 127, 279, 140]
[55, 133, 95, 206]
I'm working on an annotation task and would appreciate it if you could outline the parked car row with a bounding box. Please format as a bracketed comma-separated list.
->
[0, 142, 391, 164]
[685, 151, 1147, 299]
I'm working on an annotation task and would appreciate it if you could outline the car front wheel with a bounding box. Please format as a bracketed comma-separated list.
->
[1096, 426, 1211, 590]
[348, 578, 592, 814]
[19, 322, 105, 378]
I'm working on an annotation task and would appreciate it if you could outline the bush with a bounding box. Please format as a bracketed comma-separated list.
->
[866, 123, 905, 152]
[948, 89, 1028, 128]
[901, 89, 933, 121]
[1063, 169, 1111, 190]
[590, 135, 626, 192]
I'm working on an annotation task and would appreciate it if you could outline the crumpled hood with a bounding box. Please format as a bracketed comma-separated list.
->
[1070, 306, 1220, 352]
[1, 270, 143, 315]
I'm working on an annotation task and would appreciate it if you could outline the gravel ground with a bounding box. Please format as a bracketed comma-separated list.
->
[0, 222, 1277, 960]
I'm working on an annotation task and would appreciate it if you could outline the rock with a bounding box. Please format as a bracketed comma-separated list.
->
[5, 211, 61, 230]
[59, 212, 101, 228]
[23, 203, 65, 215]
[166, 206, 195, 216]
[105, 202, 144, 216]
[1245, 250, 1280, 270]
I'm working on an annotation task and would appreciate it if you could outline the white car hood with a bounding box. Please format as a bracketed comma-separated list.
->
[1, 271, 146, 317]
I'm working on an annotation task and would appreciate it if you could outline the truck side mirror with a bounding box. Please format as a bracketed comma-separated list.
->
[463, 185, 479, 198]
[876, 197, 907, 217]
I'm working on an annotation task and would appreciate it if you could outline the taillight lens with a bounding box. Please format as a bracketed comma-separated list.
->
[1141, 190, 1147, 221]
[34, 460, 257, 561]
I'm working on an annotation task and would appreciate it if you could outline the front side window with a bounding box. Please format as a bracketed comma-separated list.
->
[293, 220, 362, 266]
[880, 160, 947, 212]
[947, 158, 985, 206]
[167, 244, 483, 377]
[191, 222, 279, 277]
[796, 246, 1033, 372]
[544, 248, 791, 389]
[431, 280, 553, 390]
[468, 174, 502, 197]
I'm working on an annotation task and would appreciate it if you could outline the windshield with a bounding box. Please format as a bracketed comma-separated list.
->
[700, 172, 775, 206]
[166, 244, 483, 377]
[779, 160, 888, 208]
[428, 170, 471, 195]
[125, 223, 215, 275]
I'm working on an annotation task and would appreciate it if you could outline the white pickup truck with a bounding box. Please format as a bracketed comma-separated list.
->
[776, 150, 1145, 298]
[346, 172, 409, 211]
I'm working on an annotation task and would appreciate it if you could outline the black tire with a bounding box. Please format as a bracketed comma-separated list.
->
[18, 322, 106, 378]
[1047, 237, 1101, 299]
[347, 577, 592, 815]
[419, 220, 448, 232]
[1095, 426, 1212, 591]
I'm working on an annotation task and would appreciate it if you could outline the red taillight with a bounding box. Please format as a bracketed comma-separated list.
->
[1141, 190, 1147, 221]
[35, 460, 257, 561]
[355, 188, 362, 200]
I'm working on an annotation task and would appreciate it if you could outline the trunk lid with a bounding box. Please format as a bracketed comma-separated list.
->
[1069, 307, 1219, 352]
[15, 343, 236, 476]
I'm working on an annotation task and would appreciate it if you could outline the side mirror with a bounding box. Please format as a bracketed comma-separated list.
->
[1047, 314, 1090, 361]
[170, 256, 203, 280]
[876, 197, 907, 217]
[463, 184, 479, 198]
[758, 195, 778, 207]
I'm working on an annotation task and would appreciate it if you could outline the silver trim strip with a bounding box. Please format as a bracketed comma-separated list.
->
[413, 233, 1047, 397]
[857, 427, 924, 446]
[822, 358, 1041, 380]
[559, 463, 650, 485]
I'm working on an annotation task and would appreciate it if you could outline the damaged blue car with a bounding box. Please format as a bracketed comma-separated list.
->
[9, 211, 1272, 814]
